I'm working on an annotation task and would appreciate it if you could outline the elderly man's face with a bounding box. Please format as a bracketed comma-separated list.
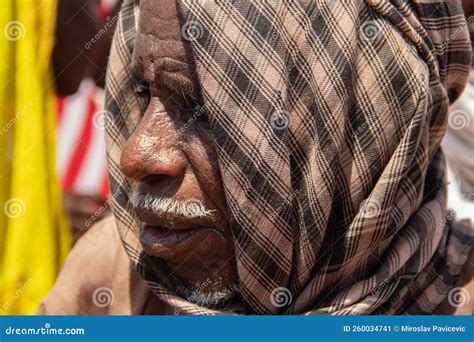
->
[120, 0, 237, 305]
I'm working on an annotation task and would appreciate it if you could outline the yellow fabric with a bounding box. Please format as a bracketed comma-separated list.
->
[0, 0, 71, 314]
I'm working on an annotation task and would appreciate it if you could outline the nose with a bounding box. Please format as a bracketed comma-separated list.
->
[120, 100, 188, 182]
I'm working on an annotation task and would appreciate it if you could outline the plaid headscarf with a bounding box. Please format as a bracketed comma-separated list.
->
[105, 0, 473, 314]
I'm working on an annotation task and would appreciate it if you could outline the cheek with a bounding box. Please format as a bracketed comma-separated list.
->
[184, 125, 228, 210]
[185, 127, 219, 180]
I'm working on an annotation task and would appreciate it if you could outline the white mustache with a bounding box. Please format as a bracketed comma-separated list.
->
[129, 193, 215, 219]
[176, 283, 240, 307]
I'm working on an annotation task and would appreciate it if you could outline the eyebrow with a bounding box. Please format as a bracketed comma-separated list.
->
[130, 63, 195, 100]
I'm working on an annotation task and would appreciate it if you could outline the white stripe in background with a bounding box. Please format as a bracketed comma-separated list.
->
[74, 121, 107, 195]
[56, 80, 95, 180]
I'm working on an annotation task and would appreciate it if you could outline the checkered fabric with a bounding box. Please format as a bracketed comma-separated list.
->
[105, 0, 473, 314]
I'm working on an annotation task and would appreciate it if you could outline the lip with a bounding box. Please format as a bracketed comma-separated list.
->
[134, 205, 219, 257]
[132, 195, 224, 258]
[140, 224, 215, 258]
[134, 207, 214, 230]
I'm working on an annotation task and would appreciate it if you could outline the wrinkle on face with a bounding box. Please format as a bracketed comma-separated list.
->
[136, 134, 158, 154]
[133, 0, 198, 99]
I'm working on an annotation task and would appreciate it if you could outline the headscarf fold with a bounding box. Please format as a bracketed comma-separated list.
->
[105, 0, 472, 314]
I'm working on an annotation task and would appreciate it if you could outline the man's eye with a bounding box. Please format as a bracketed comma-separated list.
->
[134, 83, 149, 96]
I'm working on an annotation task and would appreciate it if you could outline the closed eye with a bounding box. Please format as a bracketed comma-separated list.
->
[158, 74, 196, 101]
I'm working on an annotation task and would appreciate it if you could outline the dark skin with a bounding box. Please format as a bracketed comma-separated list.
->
[120, 0, 237, 298]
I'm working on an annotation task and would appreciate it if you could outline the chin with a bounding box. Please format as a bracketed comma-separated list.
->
[175, 282, 240, 307]
[164, 257, 237, 293]
[145, 249, 239, 307]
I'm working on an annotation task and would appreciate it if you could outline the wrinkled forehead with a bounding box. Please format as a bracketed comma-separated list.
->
[132, 0, 194, 77]
[137, 0, 180, 40]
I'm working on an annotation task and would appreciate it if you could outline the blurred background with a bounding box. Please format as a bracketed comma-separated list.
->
[0, 0, 119, 315]
[0, 0, 472, 315]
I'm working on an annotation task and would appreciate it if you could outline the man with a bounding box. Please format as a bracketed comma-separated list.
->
[39, 0, 473, 315]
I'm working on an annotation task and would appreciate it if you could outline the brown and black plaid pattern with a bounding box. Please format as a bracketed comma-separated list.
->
[105, 0, 473, 314]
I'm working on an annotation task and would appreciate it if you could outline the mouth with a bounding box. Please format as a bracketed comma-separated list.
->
[135, 207, 219, 258]
[140, 224, 215, 255]
[134, 206, 214, 229]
